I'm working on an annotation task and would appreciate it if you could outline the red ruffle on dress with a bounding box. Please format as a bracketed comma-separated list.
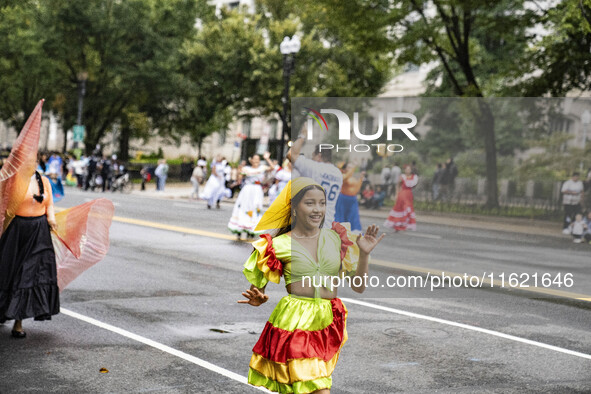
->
[384, 174, 418, 231]
[243, 226, 361, 393]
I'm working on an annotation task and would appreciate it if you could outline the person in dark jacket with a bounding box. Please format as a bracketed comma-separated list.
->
[439, 158, 458, 201]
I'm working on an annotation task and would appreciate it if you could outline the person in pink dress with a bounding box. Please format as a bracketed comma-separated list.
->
[384, 165, 418, 231]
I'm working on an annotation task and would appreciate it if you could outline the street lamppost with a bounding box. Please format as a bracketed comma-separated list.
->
[278, 35, 300, 165]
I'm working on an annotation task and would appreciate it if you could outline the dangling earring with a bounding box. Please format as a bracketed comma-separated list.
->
[293, 211, 296, 218]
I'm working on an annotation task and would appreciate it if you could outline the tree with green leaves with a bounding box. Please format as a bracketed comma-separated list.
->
[389, 0, 539, 207]
[182, 0, 394, 148]
[38, 0, 200, 158]
[0, 2, 61, 131]
[522, 0, 591, 95]
[255, 0, 394, 137]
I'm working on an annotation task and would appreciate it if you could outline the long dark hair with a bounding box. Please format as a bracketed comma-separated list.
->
[274, 184, 326, 238]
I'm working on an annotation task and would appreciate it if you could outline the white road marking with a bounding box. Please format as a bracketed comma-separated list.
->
[341, 298, 591, 360]
[61, 308, 268, 392]
[59, 213, 591, 387]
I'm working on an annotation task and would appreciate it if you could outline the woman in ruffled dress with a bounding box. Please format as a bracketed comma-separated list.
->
[268, 160, 292, 204]
[0, 100, 114, 339]
[384, 165, 418, 231]
[227, 152, 273, 239]
[200, 154, 226, 209]
[238, 177, 384, 393]
[0, 169, 59, 337]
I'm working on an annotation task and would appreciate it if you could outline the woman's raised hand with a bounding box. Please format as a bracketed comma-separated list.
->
[238, 287, 269, 306]
[356, 224, 385, 255]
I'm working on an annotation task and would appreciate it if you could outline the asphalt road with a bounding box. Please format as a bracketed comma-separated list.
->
[1, 188, 590, 393]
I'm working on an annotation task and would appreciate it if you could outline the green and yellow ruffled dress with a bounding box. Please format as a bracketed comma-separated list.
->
[243, 222, 360, 393]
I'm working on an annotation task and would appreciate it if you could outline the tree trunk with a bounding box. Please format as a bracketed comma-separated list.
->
[197, 135, 203, 158]
[478, 100, 499, 208]
[85, 134, 98, 156]
[119, 125, 130, 161]
[62, 125, 68, 154]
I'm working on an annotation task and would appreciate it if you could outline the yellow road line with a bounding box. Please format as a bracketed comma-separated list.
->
[89, 211, 591, 304]
[113, 215, 239, 241]
[56, 206, 239, 241]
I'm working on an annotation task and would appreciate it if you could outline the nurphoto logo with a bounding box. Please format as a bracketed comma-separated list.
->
[303, 107, 419, 153]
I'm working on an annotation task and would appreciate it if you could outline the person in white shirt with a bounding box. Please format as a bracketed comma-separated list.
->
[561, 172, 585, 233]
[154, 159, 169, 192]
[227, 153, 273, 238]
[200, 155, 226, 209]
[390, 163, 401, 198]
[568, 213, 587, 243]
[268, 160, 292, 204]
[191, 164, 205, 200]
[224, 161, 232, 185]
[72, 157, 86, 188]
[288, 129, 342, 227]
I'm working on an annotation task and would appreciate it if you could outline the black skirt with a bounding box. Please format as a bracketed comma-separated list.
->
[0, 215, 60, 321]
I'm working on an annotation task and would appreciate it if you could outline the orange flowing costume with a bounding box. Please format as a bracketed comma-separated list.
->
[0, 100, 114, 291]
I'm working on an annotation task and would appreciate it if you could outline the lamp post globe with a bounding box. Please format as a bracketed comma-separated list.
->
[280, 36, 291, 55]
[290, 35, 301, 53]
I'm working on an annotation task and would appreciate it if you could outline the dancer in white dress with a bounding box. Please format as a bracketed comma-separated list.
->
[228, 153, 273, 239]
[200, 155, 226, 209]
[268, 160, 292, 204]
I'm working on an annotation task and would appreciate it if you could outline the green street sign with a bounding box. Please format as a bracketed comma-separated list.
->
[73, 125, 85, 142]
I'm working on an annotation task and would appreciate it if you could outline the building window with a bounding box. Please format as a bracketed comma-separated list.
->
[550, 117, 573, 134]
[219, 128, 227, 146]
[550, 116, 573, 152]
[269, 119, 279, 140]
[242, 119, 251, 138]
[227, 1, 240, 9]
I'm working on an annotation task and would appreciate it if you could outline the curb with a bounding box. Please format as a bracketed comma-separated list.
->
[360, 208, 566, 239]
[130, 185, 569, 239]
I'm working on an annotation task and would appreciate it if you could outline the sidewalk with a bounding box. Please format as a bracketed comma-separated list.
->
[132, 183, 194, 199]
[360, 207, 565, 238]
[133, 183, 568, 239]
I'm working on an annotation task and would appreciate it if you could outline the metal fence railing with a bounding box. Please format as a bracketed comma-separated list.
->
[370, 175, 565, 214]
